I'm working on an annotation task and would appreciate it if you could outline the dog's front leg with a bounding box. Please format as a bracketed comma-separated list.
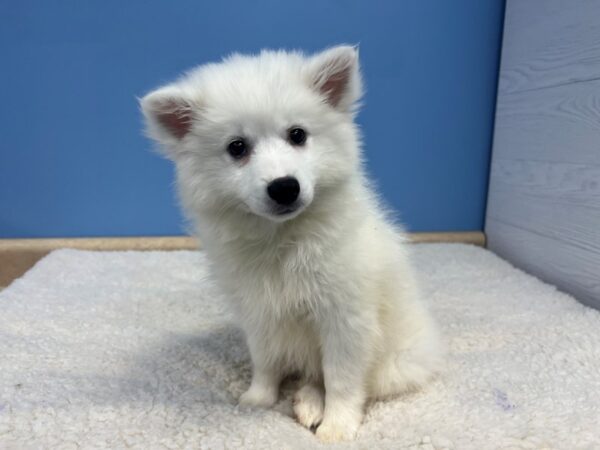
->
[239, 330, 281, 408]
[315, 306, 375, 442]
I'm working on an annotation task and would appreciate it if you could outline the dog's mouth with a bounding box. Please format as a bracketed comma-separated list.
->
[267, 202, 305, 221]
[274, 206, 299, 215]
[244, 199, 310, 223]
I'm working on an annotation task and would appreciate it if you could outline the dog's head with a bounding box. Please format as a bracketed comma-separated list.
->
[141, 46, 362, 223]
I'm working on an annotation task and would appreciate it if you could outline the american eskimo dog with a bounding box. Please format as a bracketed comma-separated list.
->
[141, 45, 443, 442]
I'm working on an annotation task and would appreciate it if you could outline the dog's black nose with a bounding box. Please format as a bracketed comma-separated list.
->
[267, 177, 300, 206]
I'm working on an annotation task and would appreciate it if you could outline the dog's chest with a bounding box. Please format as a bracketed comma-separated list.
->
[216, 240, 328, 311]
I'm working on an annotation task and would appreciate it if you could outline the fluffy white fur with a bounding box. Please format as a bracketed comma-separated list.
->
[140, 46, 443, 442]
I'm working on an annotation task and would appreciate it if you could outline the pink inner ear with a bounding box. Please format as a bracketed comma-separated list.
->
[156, 103, 192, 139]
[320, 67, 351, 107]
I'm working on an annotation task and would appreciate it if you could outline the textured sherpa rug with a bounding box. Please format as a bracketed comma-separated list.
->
[1, 244, 600, 449]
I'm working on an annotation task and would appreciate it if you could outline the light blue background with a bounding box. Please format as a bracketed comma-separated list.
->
[0, 0, 505, 237]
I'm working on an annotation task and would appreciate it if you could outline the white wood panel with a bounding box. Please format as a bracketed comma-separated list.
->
[489, 159, 600, 210]
[487, 219, 600, 309]
[499, 0, 600, 94]
[494, 79, 600, 164]
[487, 159, 600, 253]
[486, 0, 600, 309]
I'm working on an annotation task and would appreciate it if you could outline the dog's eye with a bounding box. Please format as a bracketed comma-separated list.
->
[288, 127, 307, 146]
[227, 139, 248, 159]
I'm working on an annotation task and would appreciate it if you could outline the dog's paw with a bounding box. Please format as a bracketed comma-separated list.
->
[315, 418, 359, 443]
[239, 385, 278, 408]
[293, 384, 324, 429]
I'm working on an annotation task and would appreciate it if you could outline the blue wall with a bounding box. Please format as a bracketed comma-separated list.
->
[0, 0, 505, 238]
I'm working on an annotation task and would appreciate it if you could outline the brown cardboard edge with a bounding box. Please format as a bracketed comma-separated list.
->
[0, 232, 484, 287]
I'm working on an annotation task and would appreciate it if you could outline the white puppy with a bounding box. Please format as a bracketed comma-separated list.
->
[141, 46, 443, 442]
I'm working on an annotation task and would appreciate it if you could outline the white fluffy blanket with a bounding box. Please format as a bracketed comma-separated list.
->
[1, 244, 599, 449]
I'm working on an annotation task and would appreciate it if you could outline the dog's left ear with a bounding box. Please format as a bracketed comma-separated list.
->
[140, 85, 197, 156]
[307, 45, 362, 113]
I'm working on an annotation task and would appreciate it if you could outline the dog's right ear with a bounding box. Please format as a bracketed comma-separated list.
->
[140, 86, 195, 154]
[307, 45, 362, 113]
